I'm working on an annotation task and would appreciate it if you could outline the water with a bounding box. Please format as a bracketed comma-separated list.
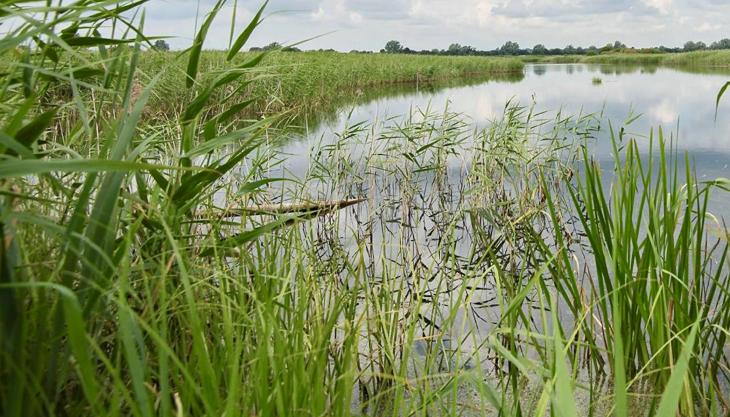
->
[261, 64, 730, 413]
[272, 63, 730, 328]
[285, 63, 730, 178]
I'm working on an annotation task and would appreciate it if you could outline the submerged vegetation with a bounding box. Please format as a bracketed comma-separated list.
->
[2, 1, 730, 416]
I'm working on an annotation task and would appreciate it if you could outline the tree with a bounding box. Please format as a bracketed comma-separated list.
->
[153, 40, 170, 51]
[599, 43, 614, 54]
[384, 40, 403, 54]
[447, 43, 463, 55]
[532, 44, 546, 55]
[711, 38, 730, 50]
[500, 41, 520, 55]
[262, 42, 281, 51]
[614, 40, 626, 50]
[564, 44, 576, 55]
[684, 40, 706, 52]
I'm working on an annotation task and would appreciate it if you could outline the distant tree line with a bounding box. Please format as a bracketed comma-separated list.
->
[249, 42, 302, 52]
[372, 38, 730, 56]
[155, 38, 730, 55]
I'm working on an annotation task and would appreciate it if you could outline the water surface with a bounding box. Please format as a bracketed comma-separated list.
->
[285, 63, 730, 178]
[265, 64, 730, 409]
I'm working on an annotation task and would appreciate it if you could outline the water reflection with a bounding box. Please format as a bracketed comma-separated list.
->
[248, 65, 730, 400]
[284, 72, 525, 137]
[288, 63, 730, 168]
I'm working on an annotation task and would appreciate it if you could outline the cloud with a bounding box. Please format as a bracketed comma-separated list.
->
[490, 0, 671, 19]
[643, 0, 673, 14]
[697, 22, 721, 31]
[132, 0, 729, 52]
[312, 0, 363, 23]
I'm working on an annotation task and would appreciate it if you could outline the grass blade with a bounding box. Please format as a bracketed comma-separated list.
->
[186, 0, 225, 88]
[227, 0, 268, 60]
[655, 319, 701, 417]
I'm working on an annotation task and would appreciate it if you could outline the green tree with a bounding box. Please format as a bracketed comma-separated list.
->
[500, 41, 520, 55]
[447, 43, 463, 55]
[684, 40, 706, 52]
[262, 42, 281, 51]
[384, 40, 403, 53]
[711, 38, 730, 50]
[153, 39, 170, 51]
[532, 44, 546, 55]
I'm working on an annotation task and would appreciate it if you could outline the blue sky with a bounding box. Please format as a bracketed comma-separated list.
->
[141, 0, 730, 51]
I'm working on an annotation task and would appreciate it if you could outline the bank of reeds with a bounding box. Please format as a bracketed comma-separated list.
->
[135, 49, 524, 118]
[528, 50, 730, 67]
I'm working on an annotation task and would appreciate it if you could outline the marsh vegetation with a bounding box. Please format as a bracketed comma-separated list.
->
[1, 1, 730, 416]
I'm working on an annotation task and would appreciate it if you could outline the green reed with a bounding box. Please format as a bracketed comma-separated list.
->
[529, 50, 730, 67]
[3, 1, 730, 416]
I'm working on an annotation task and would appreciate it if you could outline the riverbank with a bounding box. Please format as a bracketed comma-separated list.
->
[138, 51, 524, 116]
[521, 49, 730, 67]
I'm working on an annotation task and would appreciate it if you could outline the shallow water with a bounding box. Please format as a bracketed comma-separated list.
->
[261, 64, 730, 413]
[286, 63, 730, 177]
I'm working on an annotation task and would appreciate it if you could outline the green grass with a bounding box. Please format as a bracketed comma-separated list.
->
[2, 1, 730, 416]
[525, 50, 730, 67]
[135, 49, 524, 118]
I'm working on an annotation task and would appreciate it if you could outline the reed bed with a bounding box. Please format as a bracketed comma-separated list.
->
[2, 1, 730, 416]
[136, 49, 524, 118]
[529, 50, 730, 67]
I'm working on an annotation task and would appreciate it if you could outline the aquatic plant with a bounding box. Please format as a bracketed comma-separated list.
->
[3, 1, 730, 416]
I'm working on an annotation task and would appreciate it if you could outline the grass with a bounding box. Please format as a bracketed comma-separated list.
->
[2, 1, 730, 416]
[525, 50, 730, 67]
[133, 49, 524, 118]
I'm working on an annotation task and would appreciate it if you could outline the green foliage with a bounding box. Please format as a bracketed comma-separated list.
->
[152, 40, 170, 51]
[684, 40, 708, 52]
[530, 49, 730, 67]
[136, 50, 524, 117]
[497, 40, 520, 55]
[384, 39, 404, 53]
[2, 1, 730, 416]
[533, 43, 547, 55]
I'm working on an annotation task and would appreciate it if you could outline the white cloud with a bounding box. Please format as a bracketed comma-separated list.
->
[311, 0, 362, 23]
[643, 0, 673, 14]
[697, 22, 721, 32]
[134, 0, 730, 51]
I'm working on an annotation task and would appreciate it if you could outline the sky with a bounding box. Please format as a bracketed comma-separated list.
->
[141, 0, 730, 52]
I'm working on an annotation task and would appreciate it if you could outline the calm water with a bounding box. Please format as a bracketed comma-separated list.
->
[271, 64, 730, 407]
[284, 63, 730, 178]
